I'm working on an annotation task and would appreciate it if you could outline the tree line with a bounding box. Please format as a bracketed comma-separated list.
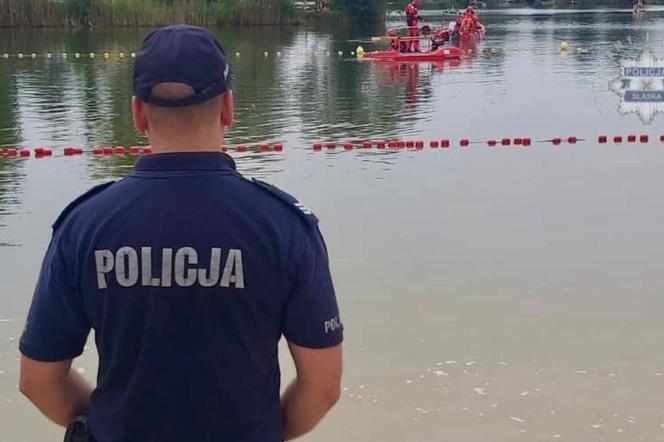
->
[0, 0, 389, 27]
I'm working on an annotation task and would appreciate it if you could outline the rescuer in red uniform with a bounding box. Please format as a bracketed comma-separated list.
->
[405, 0, 421, 52]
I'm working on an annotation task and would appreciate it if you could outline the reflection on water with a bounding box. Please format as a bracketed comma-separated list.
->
[1, 9, 664, 442]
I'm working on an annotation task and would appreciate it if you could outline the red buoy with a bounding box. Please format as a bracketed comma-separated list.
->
[34, 147, 44, 156]
[115, 146, 125, 154]
[343, 143, 353, 150]
[514, 137, 523, 145]
[76, 148, 84, 155]
[523, 137, 532, 146]
[405, 141, 414, 148]
[20, 149, 30, 157]
[552, 138, 562, 145]
[627, 134, 636, 143]
[64, 147, 75, 156]
[487, 139, 497, 147]
[313, 143, 322, 151]
[7, 148, 18, 157]
[501, 138, 511, 146]
[93, 147, 103, 155]
[326, 143, 336, 150]
[273, 143, 283, 151]
[598, 135, 608, 144]
[376, 140, 386, 149]
[235, 144, 247, 152]
[362, 141, 372, 149]
[143, 146, 153, 154]
[103, 146, 113, 155]
[568, 136, 577, 144]
[130, 146, 141, 154]
[430, 140, 439, 148]
[640, 134, 649, 143]
[460, 139, 470, 147]
[415, 140, 424, 148]
[660, 134, 664, 143]
[441, 139, 450, 148]
[43, 148, 53, 156]
[613, 135, 623, 143]
[260, 144, 270, 151]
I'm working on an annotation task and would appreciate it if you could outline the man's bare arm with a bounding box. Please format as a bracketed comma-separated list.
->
[282, 343, 342, 441]
[19, 355, 93, 427]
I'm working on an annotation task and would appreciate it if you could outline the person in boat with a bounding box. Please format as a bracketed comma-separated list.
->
[405, 0, 421, 52]
[387, 28, 403, 52]
[451, 12, 463, 40]
[460, 9, 476, 39]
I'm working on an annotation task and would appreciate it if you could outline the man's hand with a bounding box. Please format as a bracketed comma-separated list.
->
[282, 343, 342, 440]
[19, 355, 93, 427]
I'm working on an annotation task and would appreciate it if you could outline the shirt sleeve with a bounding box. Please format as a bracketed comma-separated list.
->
[283, 227, 343, 349]
[19, 231, 90, 362]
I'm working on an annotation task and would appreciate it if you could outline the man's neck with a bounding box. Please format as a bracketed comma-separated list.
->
[146, 129, 226, 154]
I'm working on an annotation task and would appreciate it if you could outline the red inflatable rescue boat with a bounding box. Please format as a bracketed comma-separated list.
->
[362, 46, 463, 62]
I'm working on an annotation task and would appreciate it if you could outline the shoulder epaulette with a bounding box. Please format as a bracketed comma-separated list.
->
[250, 178, 319, 228]
[53, 181, 116, 231]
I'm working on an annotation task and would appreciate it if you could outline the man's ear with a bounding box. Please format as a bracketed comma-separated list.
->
[131, 96, 148, 134]
[221, 91, 234, 129]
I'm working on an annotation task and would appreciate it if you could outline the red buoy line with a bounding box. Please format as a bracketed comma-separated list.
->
[311, 134, 663, 151]
[0, 144, 284, 159]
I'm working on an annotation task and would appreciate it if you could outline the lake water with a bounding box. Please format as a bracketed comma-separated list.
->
[2, 8, 664, 441]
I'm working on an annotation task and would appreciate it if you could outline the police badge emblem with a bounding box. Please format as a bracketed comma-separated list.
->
[609, 49, 664, 124]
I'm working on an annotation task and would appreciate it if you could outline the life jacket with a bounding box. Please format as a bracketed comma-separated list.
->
[405, 2, 418, 26]
[461, 16, 474, 33]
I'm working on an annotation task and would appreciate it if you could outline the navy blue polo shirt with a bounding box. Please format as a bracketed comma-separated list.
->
[19, 152, 343, 442]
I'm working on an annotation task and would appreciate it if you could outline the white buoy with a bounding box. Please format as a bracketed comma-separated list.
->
[560, 41, 569, 51]
[2, 53, 9, 59]
[235, 52, 240, 57]
[90, 53, 95, 58]
[276, 51, 282, 57]
[31, 53, 36, 59]
[62, 53, 68, 58]
[17, 53, 23, 59]
[75, 53, 80, 58]
[264, 51, 269, 57]
[338, 51, 343, 56]
[130, 52, 136, 58]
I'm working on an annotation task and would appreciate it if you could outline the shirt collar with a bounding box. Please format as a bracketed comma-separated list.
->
[134, 152, 236, 172]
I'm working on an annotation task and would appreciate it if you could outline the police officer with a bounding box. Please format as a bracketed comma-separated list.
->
[19, 25, 343, 442]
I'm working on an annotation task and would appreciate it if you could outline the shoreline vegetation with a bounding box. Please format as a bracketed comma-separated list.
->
[0, 0, 660, 27]
[0, 0, 388, 27]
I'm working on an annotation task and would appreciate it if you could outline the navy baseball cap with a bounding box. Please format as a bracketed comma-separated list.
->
[133, 25, 231, 107]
